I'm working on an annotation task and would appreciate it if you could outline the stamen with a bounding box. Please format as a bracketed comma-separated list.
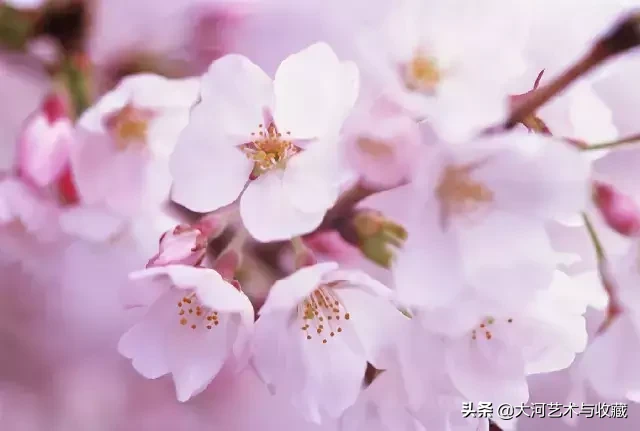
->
[177, 292, 220, 330]
[436, 163, 493, 224]
[240, 122, 301, 177]
[404, 52, 441, 93]
[297, 284, 350, 344]
[104, 104, 155, 151]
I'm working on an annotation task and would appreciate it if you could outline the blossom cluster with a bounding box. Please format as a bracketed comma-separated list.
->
[3, 0, 640, 430]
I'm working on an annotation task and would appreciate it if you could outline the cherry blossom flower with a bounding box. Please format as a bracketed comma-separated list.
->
[252, 262, 405, 423]
[118, 264, 254, 402]
[64, 74, 200, 241]
[341, 361, 490, 431]
[169, 42, 359, 242]
[357, 0, 529, 142]
[393, 131, 591, 309]
[400, 271, 588, 407]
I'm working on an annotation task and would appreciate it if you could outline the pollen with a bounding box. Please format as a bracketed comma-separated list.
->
[177, 292, 219, 330]
[240, 122, 301, 177]
[404, 52, 441, 93]
[298, 284, 350, 344]
[436, 163, 493, 224]
[104, 103, 155, 151]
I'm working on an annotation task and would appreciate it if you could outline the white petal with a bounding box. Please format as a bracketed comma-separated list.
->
[252, 310, 309, 396]
[170, 127, 252, 213]
[166, 314, 231, 402]
[273, 42, 359, 139]
[199, 54, 274, 137]
[474, 133, 591, 220]
[582, 316, 640, 399]
[459, 211, 556, 307]
[334, 286, 408, 369]
[258, 262, 338, 316]
[446, 337, 529, 406]
[282, 141, 342, 214]
[59, 205, 126, 242]
[118, 292, 175, 379]
[130, 265, 251, 312]
[393, 208, 464, 309]
[302, 327, 367, 418]
[240, 172, 327, 242]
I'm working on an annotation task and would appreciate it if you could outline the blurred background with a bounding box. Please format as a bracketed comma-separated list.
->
[0, 0, 638, 430]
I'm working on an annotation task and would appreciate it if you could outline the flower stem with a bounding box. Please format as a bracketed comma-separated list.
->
[583, 212, 624, 334]
[503, 11, 640, 130]
[581, 133, 640, 151]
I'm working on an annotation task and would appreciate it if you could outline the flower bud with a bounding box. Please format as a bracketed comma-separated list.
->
[348, 210, 408, 268]
[147, 225, 208, 268]
[303, 230, 361, 264]
[16, 92, 74, 188]
[593, 181, 640, 237]
[213, 247, 241, 280]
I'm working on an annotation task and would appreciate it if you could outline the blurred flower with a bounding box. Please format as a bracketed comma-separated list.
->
[61, 74, 200, 241]
[357, 0, 528, 142]
[170, 42, 359, 242]
[342, 97, 421, 189]
[393, 132, 591, 309]
[119, 264, 254, 402]
[403, 271, 588, 407]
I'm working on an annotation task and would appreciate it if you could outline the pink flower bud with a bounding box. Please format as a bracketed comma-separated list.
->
[16, 92, 74, 188]
[146, 225, 207, 268]
[304, 231, 361, 264]
[213, 248, 241, 280]
[593, 181, 640, 237]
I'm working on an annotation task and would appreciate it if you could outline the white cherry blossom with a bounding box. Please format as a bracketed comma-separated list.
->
[357, 0, 529, 142]
[393, 131, 591, 309]
[169, 42, 359, 242]
[252, 262, 405, 423]
[65, 74, 200, 242]
[402, 271, 588, 407]
[118, 264, 254, 402]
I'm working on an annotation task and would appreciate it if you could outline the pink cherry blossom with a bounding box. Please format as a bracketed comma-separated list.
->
[15, 92, 73, 188]
[61, 74, 200, 241]
[356, 0, 529, 142]
[252, 262, 405, 423]
[169, 42, 359, 242]
[119, 264, 254, 402]
[393, 131, 591, 309]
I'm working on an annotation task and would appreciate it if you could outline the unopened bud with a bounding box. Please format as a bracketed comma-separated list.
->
[593, 181, 640, 237]
[349, 210, 408, 268]
[16, 92, 73, 188]
[213, 248, 241, 280]
[147, 225, 207, 268]
[192, 212, 227, 239]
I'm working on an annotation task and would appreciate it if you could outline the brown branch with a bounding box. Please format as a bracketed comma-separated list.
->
[501, 11, 640, 131]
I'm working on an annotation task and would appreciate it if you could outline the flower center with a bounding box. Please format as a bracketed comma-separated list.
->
[356, 138, 394, 158]
[436, 163, 493, 223]
[404, 52, 441, 93]
[471, 316, 513, 341]
[177, 292, 219, 330]
[240, 122, 301, 178]
[298, 284, 350, 344]
[104, 104, 155, 151]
